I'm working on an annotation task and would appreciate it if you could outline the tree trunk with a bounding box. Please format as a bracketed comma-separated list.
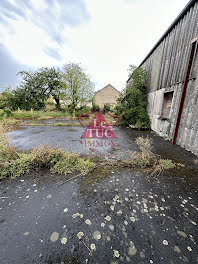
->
[54, 97, 60, 109]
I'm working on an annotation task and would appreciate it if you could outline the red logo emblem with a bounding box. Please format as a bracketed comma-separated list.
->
[78, 109, 121, 139]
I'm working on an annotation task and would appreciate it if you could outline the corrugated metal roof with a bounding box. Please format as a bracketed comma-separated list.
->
[127, 0, 197, 83]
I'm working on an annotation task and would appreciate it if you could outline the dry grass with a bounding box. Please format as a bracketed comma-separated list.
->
[0, 119, 20, 132]
[130, 136, 179, 175]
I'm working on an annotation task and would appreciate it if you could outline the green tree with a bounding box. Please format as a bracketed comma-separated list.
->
[127, 64, 137, 78]
[16, 67, 63, 110]
[0, 87, 15, 109]
[115, 66, 150, 129]
[62, 63, 94, 113]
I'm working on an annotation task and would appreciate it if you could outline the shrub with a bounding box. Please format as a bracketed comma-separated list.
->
[76, 105, 91, 116]
[91, 104, 100, 111]
[115, 67, 150, 129]
[103, 103, 111, 112]
[3, 109, 12, 118]
[0, 109, 4, 119]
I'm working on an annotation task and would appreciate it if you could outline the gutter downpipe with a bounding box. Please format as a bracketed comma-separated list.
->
[172, 38, 197, 144]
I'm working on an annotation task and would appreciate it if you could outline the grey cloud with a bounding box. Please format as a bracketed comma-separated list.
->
[44, 46, 62, 61]
[0, 44, 30, 91]
[0, 0, 90, 61]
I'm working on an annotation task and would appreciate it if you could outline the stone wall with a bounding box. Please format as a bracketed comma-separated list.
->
[95, 84, 120, 108]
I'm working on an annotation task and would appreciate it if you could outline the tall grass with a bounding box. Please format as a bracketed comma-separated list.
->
[11, 110, 67, 119]
[0, 127, 94, 179]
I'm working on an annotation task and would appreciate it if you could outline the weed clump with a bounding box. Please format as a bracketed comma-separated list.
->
[130, 136, 178, 174]
[0, 131, 94, 179]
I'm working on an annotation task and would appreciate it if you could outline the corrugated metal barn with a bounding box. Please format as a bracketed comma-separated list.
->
[129, 0, 198, 156]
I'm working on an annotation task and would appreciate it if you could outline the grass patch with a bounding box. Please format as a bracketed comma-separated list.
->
[0, 119, 20, 132]
[23, 122, 80, 127]
[0, 127, 94, 179]
[0, 125, 184, 180]
[11, 110, 68, 120]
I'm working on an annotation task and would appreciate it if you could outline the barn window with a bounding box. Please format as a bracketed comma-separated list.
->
[161, 91, 174, 119]
[190, 38, 198, 79]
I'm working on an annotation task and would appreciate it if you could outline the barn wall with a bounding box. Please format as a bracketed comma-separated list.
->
[141, 1, 198, 156]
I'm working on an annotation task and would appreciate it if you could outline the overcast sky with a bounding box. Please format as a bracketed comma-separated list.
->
[0, 0, 189, 92]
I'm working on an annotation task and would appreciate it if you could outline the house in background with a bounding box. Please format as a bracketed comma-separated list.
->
[94, 84, 120, 108]
[127, 0, 198, 156]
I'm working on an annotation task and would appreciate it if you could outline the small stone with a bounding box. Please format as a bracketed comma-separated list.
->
[63, 208, 68, 213]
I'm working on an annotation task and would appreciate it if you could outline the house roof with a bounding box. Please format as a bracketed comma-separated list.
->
[95, 84, 121, 95]
[127, 0, 197, 83]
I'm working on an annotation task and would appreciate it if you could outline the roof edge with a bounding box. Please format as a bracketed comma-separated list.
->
[95, 84, 121, 95]
[127, 0, 197, 83]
